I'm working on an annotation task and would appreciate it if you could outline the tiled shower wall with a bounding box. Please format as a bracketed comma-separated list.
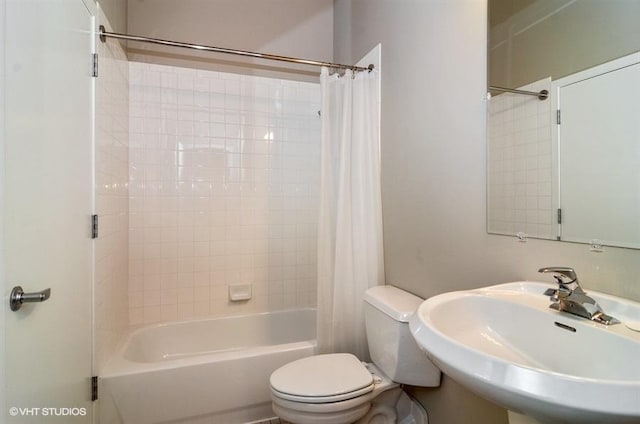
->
[128, 62, 320, 325]
[95, 13, 129, 372]
[487, 78, 554, 239]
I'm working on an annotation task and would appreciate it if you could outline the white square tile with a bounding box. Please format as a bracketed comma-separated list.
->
[130, 62, 321, 322]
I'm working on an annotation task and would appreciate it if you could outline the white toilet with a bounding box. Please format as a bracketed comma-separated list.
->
[270, 285, 441, 424]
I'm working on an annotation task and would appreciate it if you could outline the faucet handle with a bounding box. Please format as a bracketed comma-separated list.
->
[539, 267, 586, 295]
[538, 267, 577, 283]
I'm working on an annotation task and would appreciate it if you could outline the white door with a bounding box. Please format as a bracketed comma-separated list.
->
[3, 0, 94, 422]
[556, 54, 640, 248]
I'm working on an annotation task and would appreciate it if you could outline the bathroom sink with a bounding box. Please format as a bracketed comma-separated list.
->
[409, 282, 640, 424]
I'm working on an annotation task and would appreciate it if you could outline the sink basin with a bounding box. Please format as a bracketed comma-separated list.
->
[409, 282, 640, 424]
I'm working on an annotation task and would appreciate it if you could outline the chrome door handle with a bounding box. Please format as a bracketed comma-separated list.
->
[9, 286, 51, 311]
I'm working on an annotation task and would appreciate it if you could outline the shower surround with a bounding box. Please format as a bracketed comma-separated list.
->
[128, 62, 320, 325]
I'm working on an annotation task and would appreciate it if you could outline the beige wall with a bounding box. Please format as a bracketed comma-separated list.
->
[489, 0, 640, 88]
[335, 0, 640, 422]
[127, 0, 333, 81]
[334, 1, 506, 423]
[98, 0, 127, 33]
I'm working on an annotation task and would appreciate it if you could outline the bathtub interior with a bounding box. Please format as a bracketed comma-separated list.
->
[101, 308, 316, 424]
[123, 308, 316, 363]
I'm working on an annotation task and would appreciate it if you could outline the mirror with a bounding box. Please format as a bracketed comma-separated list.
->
[487, 0, 640, 248]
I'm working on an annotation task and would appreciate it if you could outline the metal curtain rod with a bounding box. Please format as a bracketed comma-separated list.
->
[489, 85, 549, 100]
[98, 26, 373, 73]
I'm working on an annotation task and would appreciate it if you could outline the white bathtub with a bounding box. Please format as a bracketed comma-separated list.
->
[101, 309, 316, 424]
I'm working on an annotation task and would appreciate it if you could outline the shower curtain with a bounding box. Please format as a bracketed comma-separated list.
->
[317, 66, 384, 360]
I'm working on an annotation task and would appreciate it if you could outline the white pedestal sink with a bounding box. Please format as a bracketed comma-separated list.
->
[409, 282, 640, 424]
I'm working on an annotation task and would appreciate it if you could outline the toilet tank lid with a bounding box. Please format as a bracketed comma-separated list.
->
[364, 285, 424, 322]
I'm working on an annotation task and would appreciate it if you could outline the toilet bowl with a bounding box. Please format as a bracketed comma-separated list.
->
[271, 354, 397, 424]
[269, 285, 441, 424]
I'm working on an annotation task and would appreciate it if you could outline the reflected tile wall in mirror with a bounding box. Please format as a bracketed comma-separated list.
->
[487, 77, 554, 239]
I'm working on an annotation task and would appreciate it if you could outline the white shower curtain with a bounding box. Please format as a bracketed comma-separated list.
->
[316, 66, 384, 360]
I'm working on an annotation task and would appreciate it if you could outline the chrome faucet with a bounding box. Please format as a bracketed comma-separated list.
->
[538, 267, 619, 325]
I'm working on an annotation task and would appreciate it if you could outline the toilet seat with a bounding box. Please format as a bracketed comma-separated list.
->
[270, 353, 375, 403]
[270, 355, 399, 424]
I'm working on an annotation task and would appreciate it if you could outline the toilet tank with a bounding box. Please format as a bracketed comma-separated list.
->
[363, 285, 441, 387]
